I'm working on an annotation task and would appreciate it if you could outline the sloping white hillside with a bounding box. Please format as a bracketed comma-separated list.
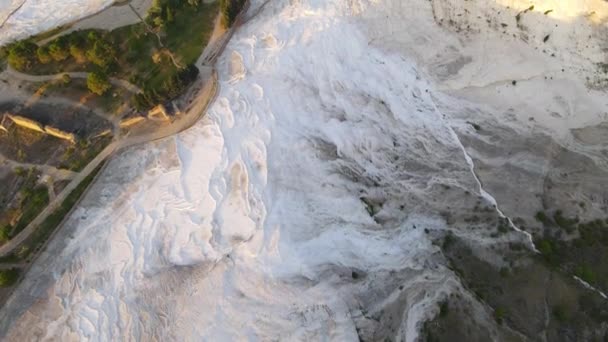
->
[0, 0, 113, 45]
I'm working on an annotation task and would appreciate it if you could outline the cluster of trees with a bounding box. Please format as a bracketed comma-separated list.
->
[220, 0, 246, 27]
[0, 224, 10, 243]
[6, 31, 117, 72]
[6, 40, 38, 70]
[148, 0, 203, 31]
[132, 64, 199, 110]
[148, 0, 176, 31]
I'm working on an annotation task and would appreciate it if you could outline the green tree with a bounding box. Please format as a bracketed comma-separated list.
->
[165, 6, 174, 23]
[69, 36, 87, 63]
[7, 40, 37, 70]
[0, 225, 10, 243]
[87, 71, 111, 95]
[149, 0, 163, 15]
[86, 40, 116, 67]
[87, 31, 101, 43]
[36, 46, 52, 64]
[153, 16, 165, 30]
[188, 0, 201, 7]
[0, 269, 19, 287]
[62, 73, 72, 84]
[48, 41, 69, 61]
[69, 44, 87, 63]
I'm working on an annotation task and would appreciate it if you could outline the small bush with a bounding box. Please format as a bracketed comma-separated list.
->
[535, 211, 553, 226]
[0, 269, 19, 287]
[62, 73, 72, 84]
[494, 307, 506, 323]
[87, 71, 111, 95]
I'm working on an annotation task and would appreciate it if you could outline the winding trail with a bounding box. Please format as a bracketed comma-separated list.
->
[4, 66, 143, 94]
[0, 153, 78, 181]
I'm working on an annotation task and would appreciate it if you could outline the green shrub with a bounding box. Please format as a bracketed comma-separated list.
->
[7, 40, 37, 70]
[535, 211, 553, 226]
[86, 40, 116, 67]
[87, 71, 111, 95]
[220, 0, 246, 27]
[0, 269, 19, 287]
[36, 46, 52, 64]
[62, 73, 72, 84]
[494, 307, 506, 323]
[48, 40, 69, 61]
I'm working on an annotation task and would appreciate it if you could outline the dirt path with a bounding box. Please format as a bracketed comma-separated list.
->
[4, 66, 143, 94]
[0, 153, 78, 181]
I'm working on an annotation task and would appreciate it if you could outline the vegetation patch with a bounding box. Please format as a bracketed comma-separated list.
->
[220, 0, 247, 27]
[534, 209, 608, 294]
[4, 163, 105, 263]
[0, 269, 20, 287]
[439, 234, 608, 340]
[4, 0, 218, 110]
[0, 168, 49, 242]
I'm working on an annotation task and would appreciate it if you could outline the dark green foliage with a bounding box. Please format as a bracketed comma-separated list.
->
[166, 6, 174, 22]
[62, 73, 72, 84]
[36, 46, 52, 64]
[13, 186, 49, 235]
[133, 64, 199, 110]
[494, 307, 506, 323]
[48, 38, 70, 61]
[553, 210, 577, 233]
[535, 212, 608, 294]
[0, 225, 10, 243]
[69, 36, 88, 62]
[575, 264, 596, 284]
[86, 40, 116, 67]
[552, 304, 569, 322]
[87, 71, 111, 95]
[579, 293, 608, 323]
[7, 40, 38, 70]
[0, 269, 19, 287]
[220, 0, 246, 27]
[535, 211, 553, 226]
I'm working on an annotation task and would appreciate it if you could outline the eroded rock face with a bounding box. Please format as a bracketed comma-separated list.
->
[0, 0, 607, 341]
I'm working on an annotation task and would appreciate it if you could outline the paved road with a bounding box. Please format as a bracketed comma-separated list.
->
[5, 66, 143, 94]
